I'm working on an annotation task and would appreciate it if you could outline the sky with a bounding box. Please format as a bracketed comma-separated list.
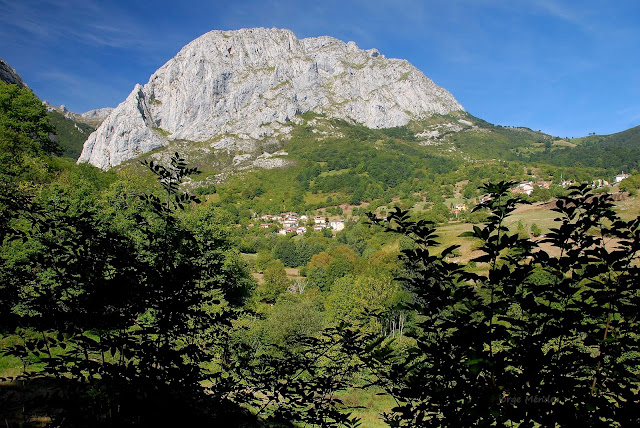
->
[1, 0, 639, 138]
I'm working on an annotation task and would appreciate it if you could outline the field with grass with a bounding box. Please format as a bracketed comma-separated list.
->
[431, 192, 635, 262]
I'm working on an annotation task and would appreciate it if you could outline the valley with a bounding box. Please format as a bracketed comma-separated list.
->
[1, 25, 639, 426]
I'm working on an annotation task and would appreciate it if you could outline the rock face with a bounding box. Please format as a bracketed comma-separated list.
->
[1, 58, 28, 88]
[76, 107, 114, 127]
[80, 107, 115, 120]
[79, 28, 464, 169]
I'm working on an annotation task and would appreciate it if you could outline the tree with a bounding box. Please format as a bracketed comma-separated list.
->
[272, 237, 297, 267]
[0, 83, 61, 248]
[618, 172, 640, 196]
[257, 259, 289, 304]
[233, 322, 365, 427]
[1, 153, 252, 425]
[263, 293, 324, 345]
[255, 249, 273, 272]
[0, 82, 60, 158]
[364, 182, 640, 426]
[529, 186, 552, 202]
[305, 251, 334, 290]
[530, 222, 542, 237]
[324, 271, 408, 336]
[325, 245, 361, 287]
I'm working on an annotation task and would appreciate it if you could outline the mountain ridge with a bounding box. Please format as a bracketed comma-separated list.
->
[78, 27, 464, 169]
[44, 102, 114, 128]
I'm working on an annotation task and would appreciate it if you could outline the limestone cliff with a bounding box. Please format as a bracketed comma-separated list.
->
[79, 28, 463, 169]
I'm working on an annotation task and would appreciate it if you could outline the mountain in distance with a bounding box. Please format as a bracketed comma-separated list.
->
[0, 60, 90, 159]
[43, 103, 116, 159]
[5, 30, 638, 181]
[78, 27, 464, 170]
[76, 27, 640, 201]
[40, 103, 118, 159]
[46, 109, 97, 159]
[530, 124, 640, 173]
[44, 102, 114, 128]
[0, 58, 112, 159]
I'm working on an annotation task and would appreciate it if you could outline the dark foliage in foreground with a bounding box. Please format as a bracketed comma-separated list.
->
[0, 150, 363, 426]
[1, 152, 252, 425]
[365, 182, 640, 426]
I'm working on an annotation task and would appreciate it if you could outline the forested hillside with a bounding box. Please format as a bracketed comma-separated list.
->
[47, 110, 95, 159]
[1, 81, 640, 426]
[530, 124, 640, 172]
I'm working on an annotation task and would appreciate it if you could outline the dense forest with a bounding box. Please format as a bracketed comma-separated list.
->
[1, 82, 639, 426]
[530, 125, 640, 172]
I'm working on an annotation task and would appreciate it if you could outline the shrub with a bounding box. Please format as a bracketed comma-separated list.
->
[364, 182, 640, 426]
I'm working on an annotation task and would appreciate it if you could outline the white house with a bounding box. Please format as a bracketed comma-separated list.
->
[279, 227, 297, 235]
[614, 172, 630, 183]
[281, 218, 298, 228]
[513, 181, 535, 196]
[330, 219, 345, 231]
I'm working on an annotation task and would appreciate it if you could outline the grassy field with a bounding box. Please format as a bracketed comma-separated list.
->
[336, 387, 396, 427]
[432, 193, 636, 263]
[0, 335, 26, 378]
[615, 193, 640, 220]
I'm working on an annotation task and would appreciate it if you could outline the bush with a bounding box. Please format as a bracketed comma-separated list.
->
[530, 222, 542, 237]
[364, 182, 640, 426]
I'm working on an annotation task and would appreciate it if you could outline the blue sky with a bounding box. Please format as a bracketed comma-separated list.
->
[1, 0, 639, 138]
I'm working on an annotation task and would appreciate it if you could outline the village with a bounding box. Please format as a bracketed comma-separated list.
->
[250, 212, 346, 235]
[450, 172, 631, 217]
[241, 172, 633, 232]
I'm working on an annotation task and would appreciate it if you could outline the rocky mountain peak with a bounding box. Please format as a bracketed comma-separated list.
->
[78, 27, 464, 170]
[44, 101, 114, 128]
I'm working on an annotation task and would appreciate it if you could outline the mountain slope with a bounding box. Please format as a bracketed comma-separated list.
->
[0, 59, 101, 160]
[47, 111, 96, 159]
[77, 107, 114, 127]
[44, 102, 114, 127]
[0, 58, 27, 88]
[529, 125, 640, 172]
[78, 27, 463, 170]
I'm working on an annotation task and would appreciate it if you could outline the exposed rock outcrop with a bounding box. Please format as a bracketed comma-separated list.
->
[80, 107, 115, 120]
[79, 28, 464, 170]
[0, 58, 28, 88]
[76, 107, 115, 127]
